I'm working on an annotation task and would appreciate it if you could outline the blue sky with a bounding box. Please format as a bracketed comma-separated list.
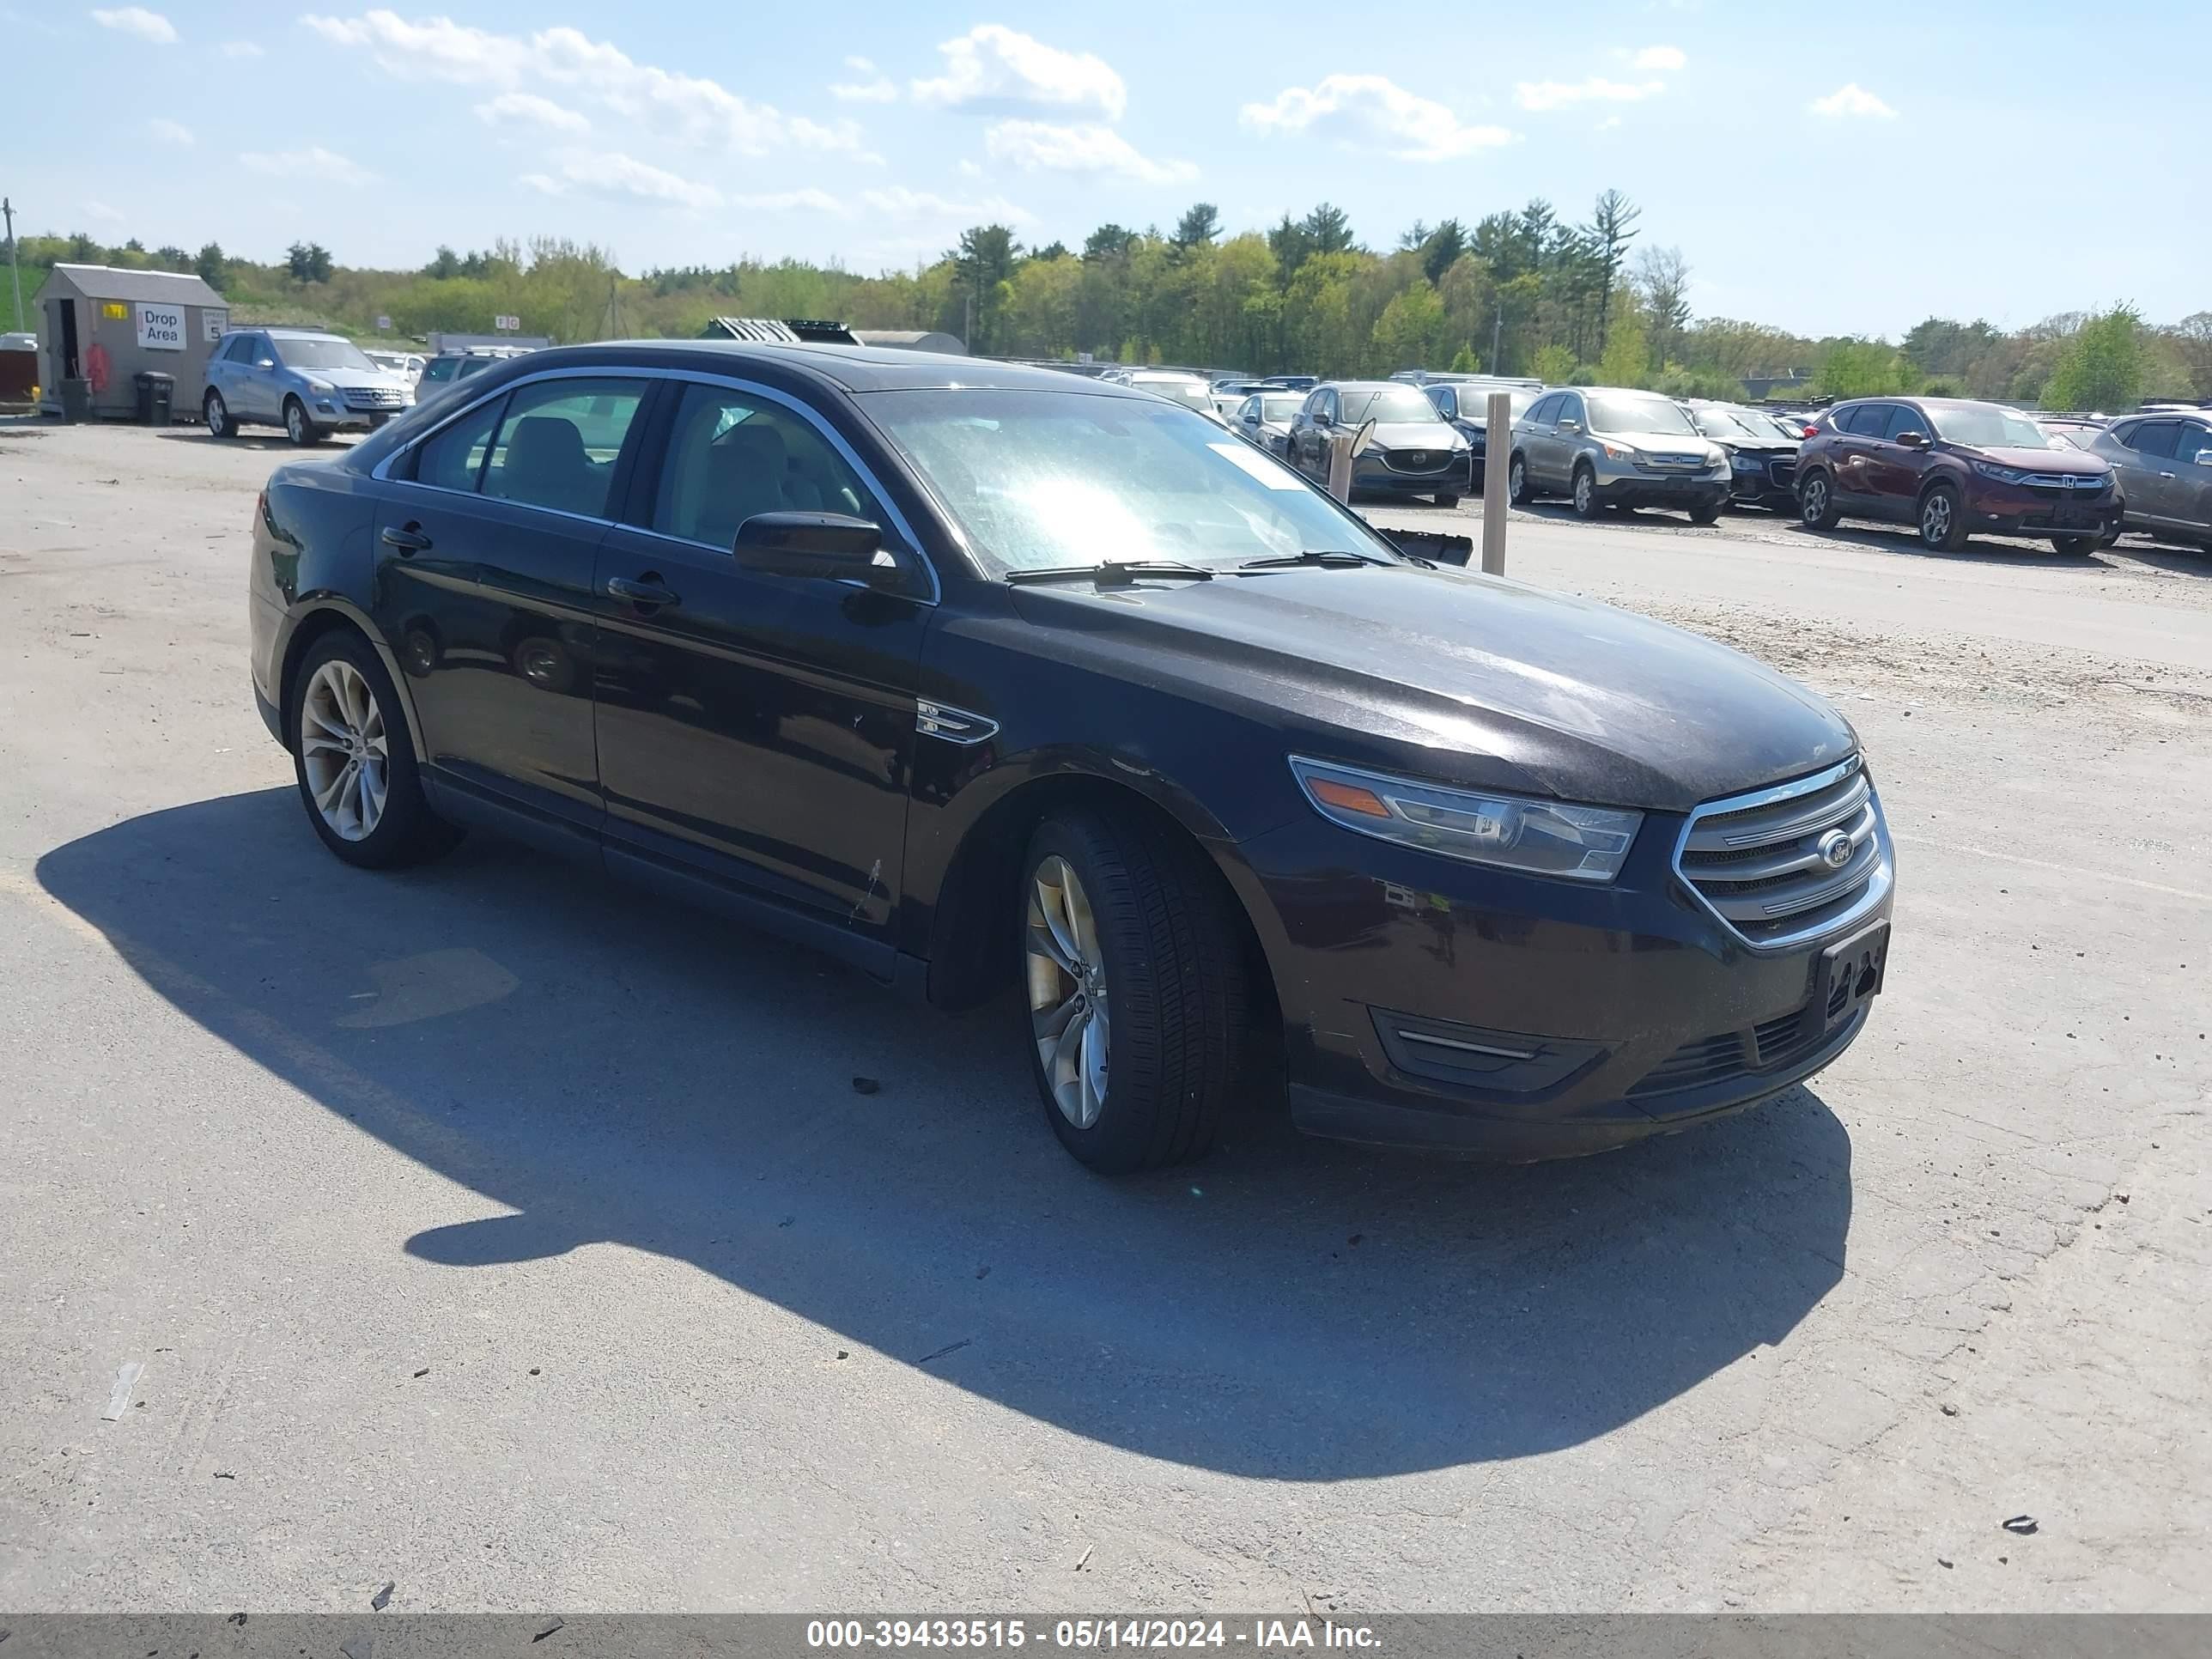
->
[14, 2, 2209, 338]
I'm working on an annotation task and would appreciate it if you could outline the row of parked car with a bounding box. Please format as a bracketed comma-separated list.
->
[1123, 360, 2209, 555]
[198, 329, 538, 445]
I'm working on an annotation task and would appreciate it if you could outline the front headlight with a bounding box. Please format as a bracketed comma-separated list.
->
[1731, 449, 1764, 471]
[306, 379, 336, 394]
[1971, 459, 2028, 485]
[1600, 441, 1640, 462]
[1289, 756, 1643, 883]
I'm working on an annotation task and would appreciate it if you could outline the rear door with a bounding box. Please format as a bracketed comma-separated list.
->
[1827, 403, 1885, 507]
[229, 332, 277, 420]
[2112, 421, 2181, 524]
[589, 375, 933, 954]
[368, 372, 653, 836]
[2172, 421, 2212, 534]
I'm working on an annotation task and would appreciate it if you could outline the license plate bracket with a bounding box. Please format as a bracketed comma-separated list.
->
[1808, 920, 1889, 1037]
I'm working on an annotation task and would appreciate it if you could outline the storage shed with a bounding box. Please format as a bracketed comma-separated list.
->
[853, 329, 967, 356]
[34, 264, 228, 419]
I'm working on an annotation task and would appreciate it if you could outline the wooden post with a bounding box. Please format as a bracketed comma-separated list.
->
[1480, 390, 1510, 575]
[1327, 430, 1354, 503]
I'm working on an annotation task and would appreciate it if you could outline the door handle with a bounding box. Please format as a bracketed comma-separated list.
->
[605, 574, 680, 607]
[380, 524, 432, 554]
[2159, 471, 2178, 479]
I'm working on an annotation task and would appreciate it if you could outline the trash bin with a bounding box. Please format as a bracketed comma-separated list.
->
[59, 378, 93, 423]
[133, 370, 174, 427]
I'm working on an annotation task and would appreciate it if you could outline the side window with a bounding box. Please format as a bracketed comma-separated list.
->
[410, 393, 507, 494]
[1881, 405, 1926, 441]
[2127, 422, 2179, 460]
[1237, 397, 1258, 422]
[1836, 404, 1881, 436]
[1528, 393, 1561, 424]
[1318, 391, 1339, 423]
[220, 334, 252, 363]
[481, 378, 647, 519]
[1432, 387, 1457, 420]
[1558, 393, 1586, 427]
[650, 382, 888, 550]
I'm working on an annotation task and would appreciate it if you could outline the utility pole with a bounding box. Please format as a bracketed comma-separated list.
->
[3, 198, 21, 332]
[1491, 301, 1503, 374]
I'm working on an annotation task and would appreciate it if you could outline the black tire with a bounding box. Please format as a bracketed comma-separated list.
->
[204, 388, 236, 438]
[1433, 492, 1460, 508]
[2052, 535, 2100, 556]
[283, 396, 325, 447]
[1508, 453, 1532, 506]
[1918, 482, 1969, 551]
[1689, 496, 1723, 526]
[1799, 470, 1839, 529]
[1018, 810, 1250, 1173]
[287, 629, 460, 869]
[1571, 464, 1601, 520]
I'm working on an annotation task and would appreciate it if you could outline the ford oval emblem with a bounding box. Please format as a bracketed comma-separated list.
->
[1817, 830, 1855, 870]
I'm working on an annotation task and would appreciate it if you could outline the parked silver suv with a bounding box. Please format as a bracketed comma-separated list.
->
[201, 328, 415, 446]
[1508, 386, 1731, 522]
[2088, 410, 2212, 550]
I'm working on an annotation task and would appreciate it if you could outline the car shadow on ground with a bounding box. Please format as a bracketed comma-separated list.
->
[153, 428, 362, 453]
[37, 787, 1856, 1480]
[1784, 520, 2135, 569]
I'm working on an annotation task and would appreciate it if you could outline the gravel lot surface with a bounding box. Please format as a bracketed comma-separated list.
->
[3, 421, 2207, 1613]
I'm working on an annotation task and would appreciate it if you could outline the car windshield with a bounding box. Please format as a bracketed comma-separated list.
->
[866, 388, 1405, 575]
[1339, 386, 1440, 424]
[1133, 379, 1215, 411]
[1589, 394, 1699, 436]
[1925, 404, 2057, 449]
[1689, 404, 1770, 439]
[276, 337, 377, 372]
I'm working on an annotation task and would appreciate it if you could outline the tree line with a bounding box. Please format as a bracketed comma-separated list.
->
[9, 203, 2208, 410]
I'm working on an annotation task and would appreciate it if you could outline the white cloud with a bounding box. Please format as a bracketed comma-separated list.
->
[984, 120, 1194, 185]
[87, 199, 125, 222]
[1515, 76, 1664, 112]
[729, 189, 845, 213]
[957, 158, 982, 177]
[1631, 45, 1686, 70]
[831, 54, 896, 103]
[475, 91, 589, 133]
[912, 24, 1124, 118]
[301, 12, 866, 154]
[1809, 82, 1896, 118]
[220, 39, 264, 58]
[1596, 115, 1624, 132]
[522, 150, 721, 210]
[147, 116, 194, 145]
[91, 6, 174, 43]
[240, 145, 374, 185]
[860, 185, 1033, 225]
[1240, 75, 1512, 161]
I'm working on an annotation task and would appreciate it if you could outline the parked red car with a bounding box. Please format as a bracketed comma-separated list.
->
[1795, 397, 2121, 553]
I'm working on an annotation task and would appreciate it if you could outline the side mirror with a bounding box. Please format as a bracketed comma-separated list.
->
[732, 512, 891, 583]
[254, 358, 276, 371]
[1895, 430, 1930, 448]
[2194, 449, 2212, 468]
[1558, 417, 1583, 434]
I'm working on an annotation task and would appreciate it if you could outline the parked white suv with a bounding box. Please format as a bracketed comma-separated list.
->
[201, 329, 415, 446]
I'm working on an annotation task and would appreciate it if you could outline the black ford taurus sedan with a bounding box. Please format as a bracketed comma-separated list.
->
[247, 342, 1893, 1172]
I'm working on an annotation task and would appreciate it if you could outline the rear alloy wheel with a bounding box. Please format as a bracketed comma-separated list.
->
[1020, 811, 1249, 1173]
[1571, 465, 1600, 519]
[289, 631, 459, 869]
[1919, 483, 1968, 551]
[283, 396, 323, 447]
[1800, 471, 1839, 530]
[2052, 535, 2100, 556]
[1508, 455, 1531, 505]
[204, 389, 234, 439]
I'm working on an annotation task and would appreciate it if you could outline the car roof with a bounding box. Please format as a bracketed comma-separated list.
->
[455, 339, 1161, 398]
[264, 327, 348, 340]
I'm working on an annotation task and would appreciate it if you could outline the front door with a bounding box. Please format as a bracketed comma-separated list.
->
[2172, 422, 2212, 535]
[2114, 421, 2183, 524]
[1859, 404, 1928, 519]
[369, 373, 652, 830]
[591, 377, 931, 946]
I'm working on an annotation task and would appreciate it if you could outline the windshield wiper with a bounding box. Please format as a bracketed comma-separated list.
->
[1239, 549, 1395, 570]
[1004, 560, 1216, 586]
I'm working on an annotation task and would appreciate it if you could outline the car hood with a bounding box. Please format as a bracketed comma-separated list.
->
[1010, 566, 1857, 812]
[1961, 444, 2109, 474]
[1720, 436, 1800, 455]
[300, 365, 411, 391]
[1601, 428, 1722, 460]
[1361, 420, 1463, 449]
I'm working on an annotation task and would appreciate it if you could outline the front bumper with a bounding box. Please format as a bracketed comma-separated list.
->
[1591, 467, 1731, 512]
[1962, 479, 2121, 538]
[305, 394, 413, 431]
[1225, 805, 1893, 1158]
[1729, 454, 1799, 507]
[1352, 455, 1468, 497]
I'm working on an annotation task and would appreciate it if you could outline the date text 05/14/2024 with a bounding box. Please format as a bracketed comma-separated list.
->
[805, 1619, 1383, 1650]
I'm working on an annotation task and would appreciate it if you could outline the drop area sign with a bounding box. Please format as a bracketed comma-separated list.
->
[136, 302, 187, 351]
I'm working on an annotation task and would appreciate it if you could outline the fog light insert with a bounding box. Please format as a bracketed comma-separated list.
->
[1371, 1009, 1607, 1097]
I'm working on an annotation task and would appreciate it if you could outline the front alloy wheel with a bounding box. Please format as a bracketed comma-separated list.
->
[1920, 483, 1966, 551]
[284, 398, 319, 447]
[1027, 856, 1109, 1131]
[1572, 466, 1597, 518]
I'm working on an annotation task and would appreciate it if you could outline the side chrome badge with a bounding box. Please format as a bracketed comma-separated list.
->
[916, 699, 999, 745]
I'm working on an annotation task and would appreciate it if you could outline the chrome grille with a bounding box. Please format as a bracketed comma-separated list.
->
[1383, 447, 1451, 473]
[343, 386, 408, 410]
[1674, 756, 1891, 948]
